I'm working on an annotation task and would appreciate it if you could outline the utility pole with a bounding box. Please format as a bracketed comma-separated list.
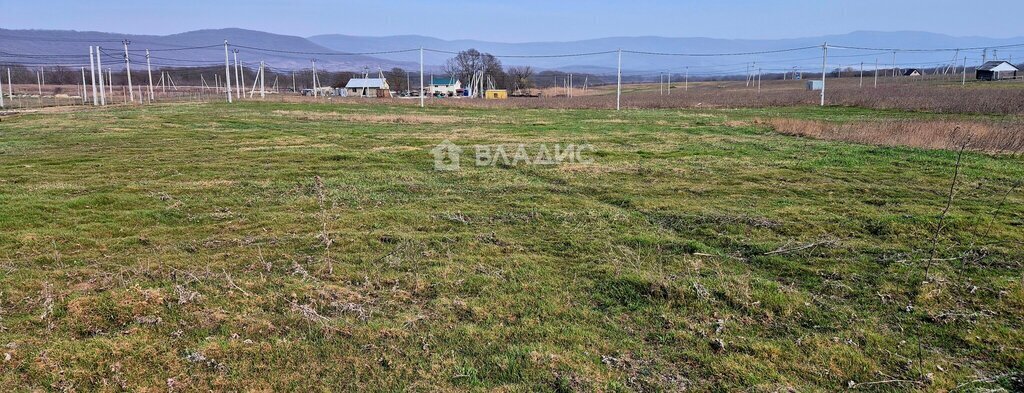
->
[859, 62, 864, 87]
[616, 49, 622, 111]
[820, 42, 827, 107]
[0, 67, 4, 108]
[874, 58, 878, 88]
[685, 67, 688, 92]
[146, 49, 154, 101]
[258, 61, 266, 99]
[419, 47, 424, 107]
[239, 55, 247, 98]
[37, 69, 42, 97]
[6, 68, 11, 102]
[659, 72, 664, 95]
[982, 48, 987, 63]
[80, 67, 87, 104]
[962, 56, 967, 86]
[949, 49, 960, 76]
[892, 51, 897, 77]
[123, 40, 134, 103]
[97, 46, 106, 105]
[233, 49, 242, 99]
[108, 68, 114, 98]
[89, 46, 98, 106]
[311, 59, 318, 97]
[667, 72, 671, 95]
[757, 68, 761, 93]
[224, 40, 233, 103]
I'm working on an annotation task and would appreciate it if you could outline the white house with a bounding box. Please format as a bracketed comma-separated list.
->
[428, 76, 461, 97]
[976, 61, 1019, 81]
[345, 78, 392, 98]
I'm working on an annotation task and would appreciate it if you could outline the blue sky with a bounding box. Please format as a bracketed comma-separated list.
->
[1, 0, 1020, 41]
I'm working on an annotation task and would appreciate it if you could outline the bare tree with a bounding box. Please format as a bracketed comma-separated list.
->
[506, 66, 534, 94]
[330, 71, 357, 89]
[386, 67, 408, 93]
[445, 49, 505, 92]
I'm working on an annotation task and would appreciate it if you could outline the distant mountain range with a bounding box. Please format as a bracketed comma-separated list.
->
[3, 28, 1022, 76]
[0, 28, 416, 71]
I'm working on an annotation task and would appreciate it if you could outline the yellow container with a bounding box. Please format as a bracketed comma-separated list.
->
[485, 89, 508, 100]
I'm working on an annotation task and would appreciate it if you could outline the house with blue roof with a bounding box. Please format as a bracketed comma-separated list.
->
[428, 76, 462, 97]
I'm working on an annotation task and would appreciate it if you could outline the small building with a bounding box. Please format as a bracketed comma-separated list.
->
[428, 77, 462, 97]
[484, 89, 507, 100]
[806, 80, 822, 91]
[976, 61, 1019, 81]
[345, 78, 392, 98]
[902, 69, 922, 77]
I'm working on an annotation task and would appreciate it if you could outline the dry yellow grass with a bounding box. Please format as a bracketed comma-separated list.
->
[766, 118, 1024, 153]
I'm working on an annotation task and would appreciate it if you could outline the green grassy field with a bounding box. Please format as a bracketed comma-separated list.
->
[1, 102, 1022, 391]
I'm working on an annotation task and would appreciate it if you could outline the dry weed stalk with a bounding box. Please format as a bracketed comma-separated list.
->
[914, 138, 969, 379]
[257, 244, 271, 272]
[313, 176, 335, 275]
[39, 283, 54, 329]
[764, 237, 840, 255]
[290, 301, 343, 334]
[223, 270, 251, 297]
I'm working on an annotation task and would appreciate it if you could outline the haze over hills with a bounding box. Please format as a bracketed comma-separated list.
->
[0, 28, 416, 71]
[3, 28, 1022, 76]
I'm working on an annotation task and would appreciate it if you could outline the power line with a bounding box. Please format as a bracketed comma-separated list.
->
[623, 46, 820, 57]
[829, 43, 1024, 52]
[229, 44, 419, 56]
[126, 44, 224, 53]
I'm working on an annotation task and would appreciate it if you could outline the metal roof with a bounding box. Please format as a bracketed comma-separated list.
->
[430, 77, 457, 85]
[978, 61, 1019, 71]
[345, 78, 388, 89]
